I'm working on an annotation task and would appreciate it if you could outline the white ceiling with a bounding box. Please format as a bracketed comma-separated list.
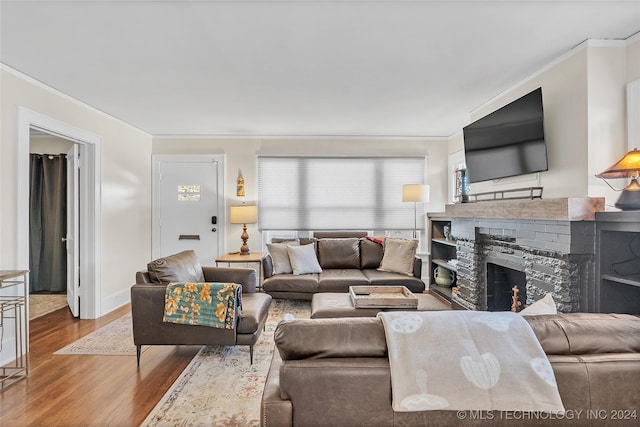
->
[1, 0, 639, 138]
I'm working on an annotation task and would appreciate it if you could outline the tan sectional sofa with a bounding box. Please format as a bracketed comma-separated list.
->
[261, 313, 640, 426]
[261, 237, 426, 300]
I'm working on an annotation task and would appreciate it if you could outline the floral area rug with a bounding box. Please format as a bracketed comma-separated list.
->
[141, 299, 310, 427]
[54, 313, 146, 356]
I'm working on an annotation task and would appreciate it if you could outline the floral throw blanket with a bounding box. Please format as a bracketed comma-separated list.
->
[163, 282, 241, 329]
[378, 311, 565, 412]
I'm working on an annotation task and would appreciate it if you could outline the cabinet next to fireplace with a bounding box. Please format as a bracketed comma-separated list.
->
[595, 211, 640, 315]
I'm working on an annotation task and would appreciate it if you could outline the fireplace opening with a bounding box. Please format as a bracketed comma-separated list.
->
[486, 263, 526, 311]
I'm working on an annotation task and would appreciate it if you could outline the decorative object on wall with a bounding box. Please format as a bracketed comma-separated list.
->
[443, 224, 452, 241]
[433, 266, 455, 287]
[511, 285, 523, 313]
[237, 169, 245, 197]
[402, 184, 429, 239]
[596, 148, 640, 210]
[230, 204, 258, 255]
[454, 167, 470, 203]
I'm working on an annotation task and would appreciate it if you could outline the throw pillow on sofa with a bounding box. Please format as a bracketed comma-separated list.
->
[520, 293, 558, 316]
[146, 250, 205, 282]
[377, 238, 418, 276]
[317, 238, 360, 269]
[267, 241, 300, 275]
[360, 237, 384, 269]
[287, 243, 322, 275]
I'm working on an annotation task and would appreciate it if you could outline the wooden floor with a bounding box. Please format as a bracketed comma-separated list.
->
[0, 304, 202, 426]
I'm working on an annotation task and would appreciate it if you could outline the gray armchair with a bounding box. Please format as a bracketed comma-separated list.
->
[131, 250, 272, 365]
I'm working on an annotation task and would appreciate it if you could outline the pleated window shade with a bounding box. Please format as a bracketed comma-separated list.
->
[257, 156, 426, 230]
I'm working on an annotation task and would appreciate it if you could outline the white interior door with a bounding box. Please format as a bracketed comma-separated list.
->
[156, 159, 222, 266]
[66, 144, 80, 317]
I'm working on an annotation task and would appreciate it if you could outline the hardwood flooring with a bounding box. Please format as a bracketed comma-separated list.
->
[0, 304, 201, 426]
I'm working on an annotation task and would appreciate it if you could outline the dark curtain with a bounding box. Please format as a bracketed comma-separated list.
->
[29, 154, 67, 293]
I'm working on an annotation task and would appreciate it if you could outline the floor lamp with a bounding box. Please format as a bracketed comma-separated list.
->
[402, 184, 430, 239]
[230, 204, 258, 255]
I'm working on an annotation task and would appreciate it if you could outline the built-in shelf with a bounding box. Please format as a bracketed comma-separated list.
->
[601, 274, 640, 289]
[428, 216, 458, 304]
[595, 211, 640, 314]
[432, 259, 458, 272]
[430, 284, 453, 301]
[432, 238, 457, 247]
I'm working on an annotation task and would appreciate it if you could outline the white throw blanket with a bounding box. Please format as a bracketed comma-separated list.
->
[378, 311, 565, 412]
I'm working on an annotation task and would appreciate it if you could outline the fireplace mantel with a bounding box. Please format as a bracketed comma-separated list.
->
[444, 197, 604, 221]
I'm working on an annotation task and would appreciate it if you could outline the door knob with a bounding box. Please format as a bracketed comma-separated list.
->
[61, 237, 68, 242]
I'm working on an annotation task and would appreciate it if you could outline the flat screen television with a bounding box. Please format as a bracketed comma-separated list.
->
[463, 87, 548, 183]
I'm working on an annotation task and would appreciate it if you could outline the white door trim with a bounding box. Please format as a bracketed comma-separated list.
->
[151, 154, 226, 261]
[17, 107, 102, 319]
[66, 144, 80, 317]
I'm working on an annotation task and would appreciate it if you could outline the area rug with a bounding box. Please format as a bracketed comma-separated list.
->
[141, 299, 311, 427]
[54, 313, 145, 356]
[30, 294, 68, 320]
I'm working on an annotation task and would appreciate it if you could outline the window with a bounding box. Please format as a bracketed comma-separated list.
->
[177, 185, 201, 201]
[257, 156, 426, 230]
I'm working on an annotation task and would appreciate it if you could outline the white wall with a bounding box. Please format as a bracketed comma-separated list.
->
[153, 137, 449, 252]
[587, 44, 628, 206]
[30, 134, 73, 154]
[466, 47, 589, 199]
[1, 67, 153, 316]
[626, 37, 640, 150]
[627, 36, 640, 82]
[451, 39, 638, 209]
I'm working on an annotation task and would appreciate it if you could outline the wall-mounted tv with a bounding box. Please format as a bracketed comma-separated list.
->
[463, 87, 548, 184]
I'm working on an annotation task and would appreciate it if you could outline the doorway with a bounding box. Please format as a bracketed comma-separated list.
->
[152, 155, 225, 266]
[28, 132, 78, 318]
[17, 107, 102, 319]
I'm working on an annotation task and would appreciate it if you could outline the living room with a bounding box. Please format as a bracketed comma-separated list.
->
[1, 1, 640, 425]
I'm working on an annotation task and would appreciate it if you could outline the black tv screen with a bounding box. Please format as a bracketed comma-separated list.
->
[463, 88, 548, 183]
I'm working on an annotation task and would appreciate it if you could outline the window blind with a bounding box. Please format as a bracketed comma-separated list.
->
[257, 156, 426, 230]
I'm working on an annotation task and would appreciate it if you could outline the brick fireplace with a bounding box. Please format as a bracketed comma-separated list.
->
[441, 198, 603, 312]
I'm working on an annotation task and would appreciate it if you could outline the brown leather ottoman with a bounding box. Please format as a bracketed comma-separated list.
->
[310, 292, 450, 319]
[311, 293, 382, 318]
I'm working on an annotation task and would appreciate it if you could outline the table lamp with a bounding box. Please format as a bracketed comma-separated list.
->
[596, 148, 640, 210]
[230, 204, 258, 255]
[402, 184, 430, 239]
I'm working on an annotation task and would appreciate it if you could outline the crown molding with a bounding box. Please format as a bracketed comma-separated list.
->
[1, 63, 149, 137]
[152, 133, 448, 141]
[466, 36, 635, 122]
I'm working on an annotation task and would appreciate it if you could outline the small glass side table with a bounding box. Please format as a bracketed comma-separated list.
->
[0, 270, 29, 390]
[215, 252, 266, 290]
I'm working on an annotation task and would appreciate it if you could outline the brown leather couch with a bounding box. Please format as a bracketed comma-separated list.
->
[131, 250, 272, 365]
[262, 237, 425, 300]
[261, 313, 640, 426]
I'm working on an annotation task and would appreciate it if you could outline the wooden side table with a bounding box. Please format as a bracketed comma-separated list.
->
[215, 252, 266, 290]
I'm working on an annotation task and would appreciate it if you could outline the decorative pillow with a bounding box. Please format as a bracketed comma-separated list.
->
[520, 293, 558, 316]
[147, 250, 205, 283]
[287, 244, 322, 275]
[317, 238, 360, 269]
[271, 238, 299, 244]
[298, 237, 317, 247]
[360, 237, 384, 269]
[266, 241, 300, 275]
[377, 238, 418, 276]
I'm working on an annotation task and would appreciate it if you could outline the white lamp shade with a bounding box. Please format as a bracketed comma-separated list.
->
[402, 184, 430, 203]
[230, 205, 258, 224]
